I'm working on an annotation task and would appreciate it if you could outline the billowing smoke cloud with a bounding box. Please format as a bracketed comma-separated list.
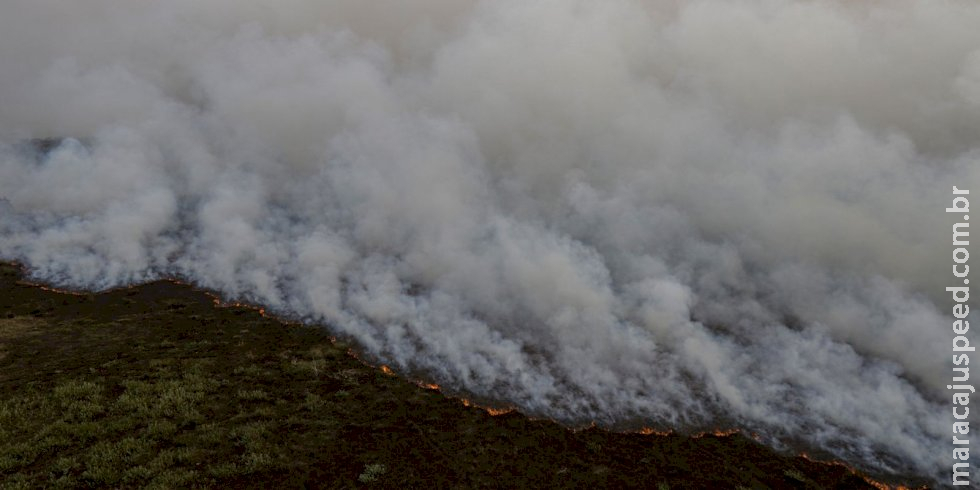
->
[1, 0, 977, 482]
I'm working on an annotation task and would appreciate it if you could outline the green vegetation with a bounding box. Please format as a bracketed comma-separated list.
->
[784, 468, 807, 482]
[358, 463, 386, 484]
[0, 263, 919, 488]
[0, 325, 323, 487]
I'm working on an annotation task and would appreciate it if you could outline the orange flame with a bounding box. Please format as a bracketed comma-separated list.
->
[418, 382, 441, 391]
[693, 428, 740, 438]
[637, 427, 673, 436]
[28, 284, 87, 297]
[861, 480, 910, 490]
[460, 398, 513, 416]
[798, 452, 917, 490]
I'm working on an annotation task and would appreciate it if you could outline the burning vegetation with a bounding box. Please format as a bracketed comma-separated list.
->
[0, 262, 927, 488]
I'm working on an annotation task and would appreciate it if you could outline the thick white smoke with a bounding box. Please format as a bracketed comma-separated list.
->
[1, 0, 978, 482]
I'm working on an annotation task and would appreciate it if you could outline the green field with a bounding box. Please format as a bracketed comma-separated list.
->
[0, 263, 921, 489]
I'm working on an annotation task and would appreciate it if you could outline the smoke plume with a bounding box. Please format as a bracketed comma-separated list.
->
[2, 0, 978, 482]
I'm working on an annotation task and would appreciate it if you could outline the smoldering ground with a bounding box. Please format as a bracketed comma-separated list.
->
[1, 0, 978, 483]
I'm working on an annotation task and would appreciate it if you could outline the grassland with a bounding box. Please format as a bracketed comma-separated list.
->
[0, 262, 924, 489]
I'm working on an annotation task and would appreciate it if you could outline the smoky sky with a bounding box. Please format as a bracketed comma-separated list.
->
[1, 0, 978, 483]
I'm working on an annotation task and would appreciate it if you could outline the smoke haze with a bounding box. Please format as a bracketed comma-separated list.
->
[1, 0, 978, 482]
